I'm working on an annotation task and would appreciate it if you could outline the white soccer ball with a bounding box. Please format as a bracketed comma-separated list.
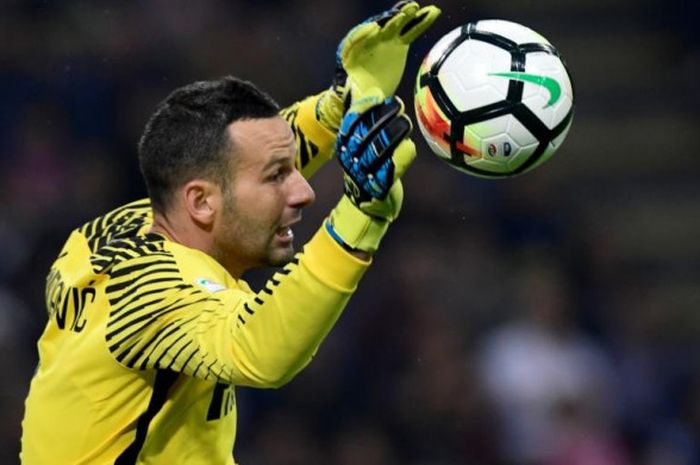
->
[414, 20, 574, 178]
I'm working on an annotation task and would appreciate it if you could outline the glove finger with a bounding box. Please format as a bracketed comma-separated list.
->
[391, 1, 417, 11]
[363, 133, 416, 201]
[367, 4, 402, 28]
[365, 155, 394, 199]
[371, 1, 417, 27]
[400, 5, 441, 43]
[383, 179, 404, 220]
[340, 22, 378, 64]
[364, 112, 412, 173]
[363, 97, 402, 135]
[381, 3, 420, 37]
[338, 92, 394, 175]
[354, 97, 403, 164]
[389, 137, 417, 181]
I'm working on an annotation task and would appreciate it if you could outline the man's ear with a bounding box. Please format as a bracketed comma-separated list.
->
[182, 179, 221, 228]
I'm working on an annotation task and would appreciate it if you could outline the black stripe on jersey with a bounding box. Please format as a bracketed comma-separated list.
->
[107, 296, 210, 350]
[297, 128, 310, 168]
[132, 322, 184, 370]
[283, 103, 322, 172]
[114, 369, 178, 465]
[108, 294, 169, 338]
[280, 102, 298, 122]
[224, 389, 233, 416]
[115, 344, 136, 364]
[109, 281, 184, 322]
[92, 234, 165, 275]
[237, 315, 246, 326]
[108, 258, 175, 280]
[108, 275, 180, 307]
[205, 360, 218, 381]
[97, 244, 141, 263]
[89, 258, 111, 270]
[192, 360, 205, 378]
[270, 278, 280, 286]
[153, 331, 188, 367]
[178, 347, 200, 374]
[82, 200, 152, 256]
[117, 304, 203, 370]
[254, 296, 264, 305]
[166, 339, 193, 370]
[106, 265, 180, 295]
[109, 280, 190, 322]
[83, 219, 97, 243]
[243, 303, 255, 315]
[134, 320, 190, 370]
[110, 315, 195, 366]
[133, 239, 165, 257]
[214, 366, 227, 381]
[108, 299, 188, 350]
[108, 278, 184, 313]
[206, 382, 228, 421]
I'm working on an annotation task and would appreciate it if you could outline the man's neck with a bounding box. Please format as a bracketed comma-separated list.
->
[150, 211, 244, 280]
[150, 211, 184, 244]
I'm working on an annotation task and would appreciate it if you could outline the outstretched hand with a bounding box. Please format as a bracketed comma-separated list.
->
[316, 2, 441, 132]
[336, 1, 441, 103]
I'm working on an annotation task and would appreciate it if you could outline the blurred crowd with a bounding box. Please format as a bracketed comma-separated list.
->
[1, 1, 699, 464]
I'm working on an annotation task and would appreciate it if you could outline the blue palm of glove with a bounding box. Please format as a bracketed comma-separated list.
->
[336, 97, 411, 203]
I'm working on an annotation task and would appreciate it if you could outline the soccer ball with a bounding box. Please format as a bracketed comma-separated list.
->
[414, 20, 574, 178]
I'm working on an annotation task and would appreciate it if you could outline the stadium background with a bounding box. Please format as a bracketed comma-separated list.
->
[1, 0, 699, 463]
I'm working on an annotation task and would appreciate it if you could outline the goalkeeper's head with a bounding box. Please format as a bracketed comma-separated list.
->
[139, 76, 280, 213]
[138, 76, 315, 277]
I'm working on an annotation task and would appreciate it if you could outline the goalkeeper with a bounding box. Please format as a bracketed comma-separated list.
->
[20, 3, 440, 464]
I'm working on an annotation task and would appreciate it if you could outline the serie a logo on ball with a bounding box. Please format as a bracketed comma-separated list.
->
[414, 19, 575, 178]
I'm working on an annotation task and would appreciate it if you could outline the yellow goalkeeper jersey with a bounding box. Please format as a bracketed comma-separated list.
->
[21, 95, 368, 464]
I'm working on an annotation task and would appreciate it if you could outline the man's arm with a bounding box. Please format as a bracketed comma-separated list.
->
[281, 1, 440, 179]
[102, 225, 369, 388]
[280, 94, 337, 179]
[104, 94, 415, 388]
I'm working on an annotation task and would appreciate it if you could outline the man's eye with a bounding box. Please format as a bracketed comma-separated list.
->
[268, 170, 286, 182]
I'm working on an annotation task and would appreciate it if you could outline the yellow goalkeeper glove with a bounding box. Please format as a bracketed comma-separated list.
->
[326, 89, 416, 254]
[316, 1, 441, 132]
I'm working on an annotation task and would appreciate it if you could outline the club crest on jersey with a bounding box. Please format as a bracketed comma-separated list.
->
[195, 277, 226, 293]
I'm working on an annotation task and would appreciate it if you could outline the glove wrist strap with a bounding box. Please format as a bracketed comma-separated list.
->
[327, 196, 391, 254]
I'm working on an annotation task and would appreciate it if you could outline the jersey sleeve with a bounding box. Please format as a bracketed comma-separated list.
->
[280, 92, 338, 179]
[104, 227, 370, 388]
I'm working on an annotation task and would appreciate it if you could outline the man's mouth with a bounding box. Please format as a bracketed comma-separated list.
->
[276, 226, 294, 241]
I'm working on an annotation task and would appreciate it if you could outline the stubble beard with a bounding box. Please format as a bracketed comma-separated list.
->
[218, 192, 295, 273]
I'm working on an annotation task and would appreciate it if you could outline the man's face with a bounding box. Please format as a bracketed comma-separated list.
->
[214, 116, 315, 275]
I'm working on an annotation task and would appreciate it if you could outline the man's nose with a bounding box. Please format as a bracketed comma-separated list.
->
[288, 170, 315, 208]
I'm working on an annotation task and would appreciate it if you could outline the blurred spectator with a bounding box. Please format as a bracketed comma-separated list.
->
[544, 398, 631, 465]
[477, 258, 622, 465]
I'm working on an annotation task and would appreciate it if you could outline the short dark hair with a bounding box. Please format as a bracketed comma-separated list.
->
[138, 76, 280, 213]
